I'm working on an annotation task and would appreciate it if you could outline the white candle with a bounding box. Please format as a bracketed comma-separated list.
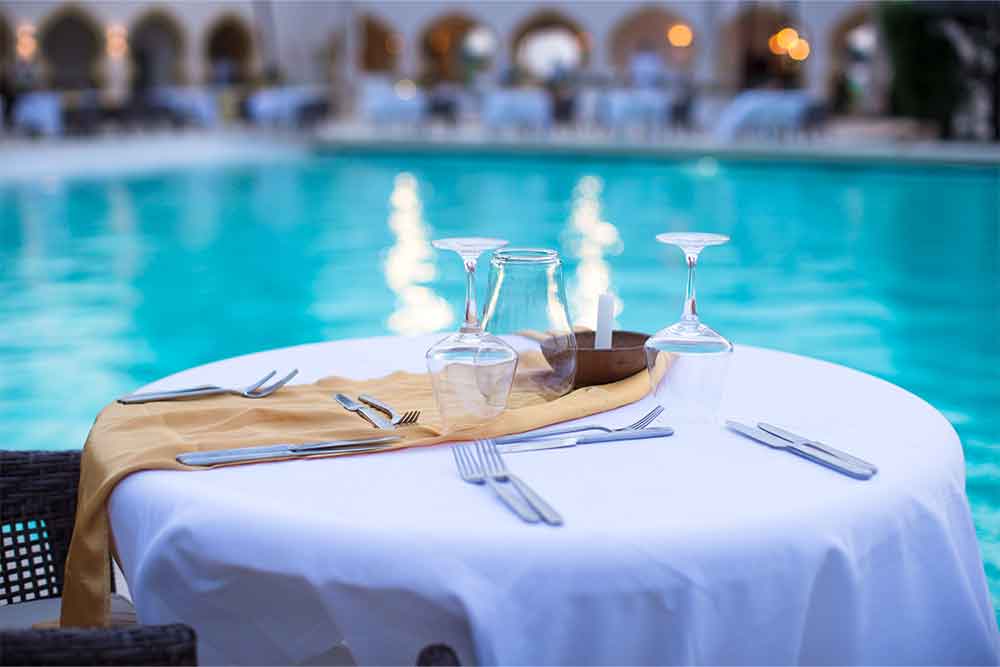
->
[595, 293, 615, 349]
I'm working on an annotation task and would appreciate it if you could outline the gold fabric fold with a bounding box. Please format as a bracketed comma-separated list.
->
[60, 366, 650, 627]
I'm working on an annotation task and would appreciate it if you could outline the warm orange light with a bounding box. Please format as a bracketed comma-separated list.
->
[768, 34, 783, 55]
[16, 35, 37, 60]
[788, 38, 810, 61]
[667, 23, 693, 48]
[107, 24, 128, 59]
[17, 23, 35, 38]
[776, 27, 799, 51]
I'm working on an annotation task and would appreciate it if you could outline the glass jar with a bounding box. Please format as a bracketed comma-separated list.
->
[482, 248, 577, 403]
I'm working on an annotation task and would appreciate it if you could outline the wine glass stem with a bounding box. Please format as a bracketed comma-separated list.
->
[461, 257, 480, 333]
[682, 252, 699, 324]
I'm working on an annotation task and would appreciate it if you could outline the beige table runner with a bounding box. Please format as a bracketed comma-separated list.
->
[61, 366, 650, 627]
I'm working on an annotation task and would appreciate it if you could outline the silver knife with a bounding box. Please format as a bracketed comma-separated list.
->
[725, 421, 875, 480]
[757, 422, 878, 474]
[177, 435, 401, 466]
[497, 427, 674, 454]
[334, 393, 394, 430]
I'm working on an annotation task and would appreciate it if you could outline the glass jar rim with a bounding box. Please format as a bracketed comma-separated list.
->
[491, 248, 560, 265]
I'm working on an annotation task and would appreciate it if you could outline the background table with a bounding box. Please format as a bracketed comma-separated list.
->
[108, 336, 999, 665]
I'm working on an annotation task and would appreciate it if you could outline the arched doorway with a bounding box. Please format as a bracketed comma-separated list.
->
[511, 11, 588, 82]
[420, 13, 490, 84]
[130, 9, 185, 91]
[609, 6, 695, 82]
[39, 6, 103, 89]
[205, 14, 253, 85]
[829, 8, 880, 114]
[718, 5, 804, 90]
[359, 14, 398, 73]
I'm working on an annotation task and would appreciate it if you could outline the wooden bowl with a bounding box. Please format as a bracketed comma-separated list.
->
[572, 330, 650, 388]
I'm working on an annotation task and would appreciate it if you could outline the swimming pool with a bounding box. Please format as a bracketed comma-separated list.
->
[1, 149, 997, 605]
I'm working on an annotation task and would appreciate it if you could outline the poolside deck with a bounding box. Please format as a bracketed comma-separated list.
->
[314, 120, 1000, 167]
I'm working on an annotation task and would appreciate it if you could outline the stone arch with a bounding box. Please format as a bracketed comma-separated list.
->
[129, 8, 186, 89]
[204, 13, 254, 85]
[718, 4, 804, 90]
[359, 13, 399, 73]
[609, 5, 696, 75]
[38, 4, 104, 89]
[828, 6, 879, 113]
[419, 13, 483, 83]
[511, 10, 589, 80]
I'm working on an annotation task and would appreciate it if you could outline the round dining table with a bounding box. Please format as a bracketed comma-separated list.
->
[108, 335, 1000, 666]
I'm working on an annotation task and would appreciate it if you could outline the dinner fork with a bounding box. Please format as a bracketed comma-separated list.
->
[118, 369, 299, 404]
[452, 445, 540, 523]
[477, 440, 563, 526]
[492, 405, 664, 445]
[358, 394, 420, 425]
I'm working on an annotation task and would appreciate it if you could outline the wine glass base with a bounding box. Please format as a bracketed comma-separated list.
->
[426, 332, 518, 431]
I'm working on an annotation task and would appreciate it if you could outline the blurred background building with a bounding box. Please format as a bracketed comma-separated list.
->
[0, 1, 997, 141]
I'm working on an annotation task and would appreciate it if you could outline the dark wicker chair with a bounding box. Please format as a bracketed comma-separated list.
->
[1, 624, 197, 666]
[1, 450, 197, 666]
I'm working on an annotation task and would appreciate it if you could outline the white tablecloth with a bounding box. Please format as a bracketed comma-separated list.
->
[109, 336, 999, 665]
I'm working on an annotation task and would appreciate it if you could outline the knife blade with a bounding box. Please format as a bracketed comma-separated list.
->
[177, 435, 401, 467]
[497, 427, 674, 454]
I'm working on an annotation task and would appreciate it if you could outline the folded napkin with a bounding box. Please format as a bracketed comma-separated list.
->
[60, 365, 650, 627]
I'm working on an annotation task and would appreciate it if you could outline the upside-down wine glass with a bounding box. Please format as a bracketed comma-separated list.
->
[645, 232, 733, 424]
[426, 238, 519, 432]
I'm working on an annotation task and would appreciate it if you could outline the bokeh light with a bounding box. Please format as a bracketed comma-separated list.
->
[16, 24, 37, 61]
[106, 24, 128, 59]
[788, 38, 810, 61]
[775, 27, 799, 51]
[667, 23, 693, 48]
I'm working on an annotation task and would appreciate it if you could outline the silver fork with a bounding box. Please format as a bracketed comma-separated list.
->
[452, 445, 540, 523]
[492, 405, 664, 445]
[358, 394, 420, 425]
[477, 440, 563, 526]
[118, 369, 299, 404]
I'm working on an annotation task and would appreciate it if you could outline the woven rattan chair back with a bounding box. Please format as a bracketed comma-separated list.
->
[0, 450, 82, 606]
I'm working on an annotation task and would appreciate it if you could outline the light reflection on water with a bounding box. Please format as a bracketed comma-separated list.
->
[564, 175, 623, 329]
[383, 172, 451, 335]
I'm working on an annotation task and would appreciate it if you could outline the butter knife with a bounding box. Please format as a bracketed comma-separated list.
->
[177, 435, 401, 467]
[497, 427, 674, 454]
[334, 393, 394, 430]
[757, 422, 878, 474]
[725, 421, 874, 480]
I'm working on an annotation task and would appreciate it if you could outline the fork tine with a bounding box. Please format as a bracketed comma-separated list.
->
[456, 445, 478, 480]
[246, 370, 277, 394]
[254, 369, 299, 397]
[473, 441, 495, 477]
[451, 447, 467, 479]
[629, 405, 664, 429]
[483, 440, 508, 475]
[407, 410, 421, 424]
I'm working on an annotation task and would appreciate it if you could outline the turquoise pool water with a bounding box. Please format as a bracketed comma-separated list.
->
[1, 150, 997, 602]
